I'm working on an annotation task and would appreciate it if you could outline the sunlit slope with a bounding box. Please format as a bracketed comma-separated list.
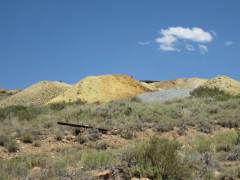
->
[48, 74, 151, 104]
[0, 81, 71, 107]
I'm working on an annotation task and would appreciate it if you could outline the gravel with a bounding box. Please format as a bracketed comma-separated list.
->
[136, 88, 193, 103]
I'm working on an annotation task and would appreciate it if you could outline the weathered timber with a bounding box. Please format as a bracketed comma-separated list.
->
[57, 122, 108, 134]
[140, 80, 161, 83]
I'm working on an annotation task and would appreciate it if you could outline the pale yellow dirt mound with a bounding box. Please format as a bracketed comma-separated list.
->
[140, 82, 159, 91]
[0, 81, 71, 107]
[151, 78, 207, 90]
[48, 74, 151, 104]
[196, 76, 240, 95]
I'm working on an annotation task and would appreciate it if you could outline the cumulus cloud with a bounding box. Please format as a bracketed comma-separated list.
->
[198, 44, 208, 54]
[210, 30, 217, 37]
[185, 44, 195, 51]
[225, 41, 233, 46]
[138, 41, 151, 46]
[155, 27, 214, 53]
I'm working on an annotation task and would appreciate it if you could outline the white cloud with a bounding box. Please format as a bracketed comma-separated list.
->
[210, 30, 217, 37]
[225, 41, 233, 46]
[185, 44, 195, 51]
[155, 27, 213, 53]
[138, 41, 151, 46]
[198, 44, 208, 54]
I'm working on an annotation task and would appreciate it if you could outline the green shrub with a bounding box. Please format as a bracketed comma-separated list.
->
[0, 105, 42, 121]
[197, 122, 212, 134]
[194, 136, 213, 153]
[155, 122, 174, 133]
[215, 144, 231, 152]
[76, 135, 88, 144]
[130, 97, 142, 103]
[94, 142, 108, 150]
[213, 131, 239, 148]
[191, 87, 234, 101]
[226, 145, 240, 161]
[55, 131, 64, 141]
[0, 135, 9, 146]
[87, 129, 101, 141]
[6, 139, 19, 153]
[120, 129, 135, 139]
[49, 103, 65, 111]
[80, 150, 115, 169]
[21, 131, 33, 143]
[122, 137, 191, 179]
[33, 141, 41, 147]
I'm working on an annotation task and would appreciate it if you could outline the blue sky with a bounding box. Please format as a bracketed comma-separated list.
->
[0, 0, 239, 89]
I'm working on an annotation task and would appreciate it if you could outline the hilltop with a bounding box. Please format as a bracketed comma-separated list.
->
[0, 81, 71, 107]
[150, 78, 207, 90]
[48, 74, 151, 104]
[193, 75, 240, 96]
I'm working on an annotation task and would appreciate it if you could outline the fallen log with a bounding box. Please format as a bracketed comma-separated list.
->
[57, 121, 108, 134]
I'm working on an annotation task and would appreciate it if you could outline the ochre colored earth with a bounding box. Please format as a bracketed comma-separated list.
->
[48, 74, 151, 104]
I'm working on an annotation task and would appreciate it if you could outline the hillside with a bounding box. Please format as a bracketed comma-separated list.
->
[48, 74, 151, 104]
[0, 88, 21, 101]
[193, 75, 240, 96]
[150, 78, 207, 90]
[0, 81, 71, 107]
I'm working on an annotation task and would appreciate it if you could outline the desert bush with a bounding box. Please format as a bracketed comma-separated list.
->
[226, 145, 240, 161]
[6, 139, 19, 153]
[177, 124, 188, 136]
[0, 105, 44, 123]
[219, 166, 240, 180]
[194, 136, 213, 153]
[21, 131, 33, 143]
[191, 87, 233, 101]
[120, 129, 135, 139]
[122, 137, 191, 179]
[55, 130, 64, 141]
[43, 121, 54, 129]
[217, 119, 239, 128]
[216, 144, 231, 152]
[33, 141, 41, 147]
[130, 97, 142, 103]
[94, 142, 108, 150]
[87, 129, 101, 141]
[76, 134, 88, 144]
[0, 134, 9, 146]
[80, 149, 115, 169]
[197, 122, 213, 134]
[49, 103, 65, 111]
[155, 122, 174, 133]
[213, 131, 239, 148]
[0, 157, 29, 178]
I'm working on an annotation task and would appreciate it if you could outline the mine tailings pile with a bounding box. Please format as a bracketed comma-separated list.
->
[0, 81, 71, 107]
[192, 76, 240, 96]
[48, 74, 151, 104]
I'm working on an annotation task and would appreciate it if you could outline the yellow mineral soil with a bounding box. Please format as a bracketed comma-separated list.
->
[48, 74, 151, 104]
[140, 82, 159, 91]
[151, 78, 207, 90]
[195, 75, 240, 96]
[0, 81, 71, 107]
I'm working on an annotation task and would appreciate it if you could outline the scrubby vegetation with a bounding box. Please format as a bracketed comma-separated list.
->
[122, 137, 191, 179]
[0, 95, 240, 179]
[191, 87, 240, 101]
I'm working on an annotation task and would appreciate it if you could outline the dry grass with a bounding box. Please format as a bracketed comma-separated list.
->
[0, 95, 240, 179]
